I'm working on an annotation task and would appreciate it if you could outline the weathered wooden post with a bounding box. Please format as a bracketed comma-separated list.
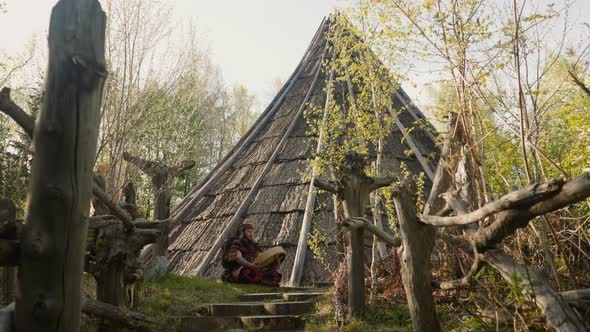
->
[314, 152, 397, 317]
[123, 152, 195, 257]
[0, 199, 17, 306]
[391, 176, 441, 332]
[15, 0, 106, 330]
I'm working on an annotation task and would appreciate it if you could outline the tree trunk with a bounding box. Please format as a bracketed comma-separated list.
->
[347, 227, 365, 317]
[151, 174, 169, 257]
[0, 268, 15, 306]
[392, 177, 441, 332]
[96, 263, 128, 332]
[15, 0, 106, 330]
[122, 153, 195, 259]
[0, 199, 16, 306]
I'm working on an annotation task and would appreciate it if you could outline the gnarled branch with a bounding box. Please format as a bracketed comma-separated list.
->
[369, 176, 396, 191]
[122, 152, 162, 177]
[473, 173, 590, 250]
[421, 178, 565, 227]
[345, 217, 401, 247]
[313, 178, 339, 195]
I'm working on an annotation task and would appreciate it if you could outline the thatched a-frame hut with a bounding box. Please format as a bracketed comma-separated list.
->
[168, 15, 440, 285]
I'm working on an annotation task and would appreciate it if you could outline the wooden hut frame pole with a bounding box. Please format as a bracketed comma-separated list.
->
[171, 19, 328, 223]
[393, 90, 439, 147]
[289, 69, 335, 286]
[387, 104, 435, 181]
[194, 44, 329, 277]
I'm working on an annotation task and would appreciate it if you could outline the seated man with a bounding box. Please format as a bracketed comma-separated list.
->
[221, 223, 283, 286]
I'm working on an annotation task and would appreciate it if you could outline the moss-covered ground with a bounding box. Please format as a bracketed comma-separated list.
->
[88, 273, 512, 331]
[137, 273, 270, 330]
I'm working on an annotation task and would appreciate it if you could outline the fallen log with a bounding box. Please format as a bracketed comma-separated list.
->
[82, 296, 154, 332]
[559, 288, 590, 305]
[481, 249, 587, 331]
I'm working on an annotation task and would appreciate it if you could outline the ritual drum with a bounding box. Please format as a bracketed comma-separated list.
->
[254, 246, 286, 272]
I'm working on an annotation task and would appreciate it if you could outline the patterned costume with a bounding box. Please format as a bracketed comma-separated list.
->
[221, 236, 282, 284]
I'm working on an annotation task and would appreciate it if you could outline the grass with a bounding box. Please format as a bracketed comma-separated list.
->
[88, 273, 508, 331]
[305, 295, 413, 332]
[138, 273, 271, 329]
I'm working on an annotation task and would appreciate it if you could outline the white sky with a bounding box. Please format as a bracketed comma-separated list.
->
[1, 0, 589, 111]
[0, 0, 347, 110]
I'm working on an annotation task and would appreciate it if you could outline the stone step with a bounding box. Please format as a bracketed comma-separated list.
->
[209, 302, 266, 316]
[311, 282, 332, 288]
[263, 301, 315, 316]
[277, 286, 314, 292]
[176, 316, 239, 331]
[282, 292, 326, 302]
[240, 315, 306, 331]
[209, 300, 316, 317]
[239, 292, 283, 302]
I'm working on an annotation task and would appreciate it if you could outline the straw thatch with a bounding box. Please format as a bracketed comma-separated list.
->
[168, 16, 440, 284]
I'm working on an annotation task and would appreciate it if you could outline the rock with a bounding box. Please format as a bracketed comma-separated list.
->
[145, 256, 169, 282]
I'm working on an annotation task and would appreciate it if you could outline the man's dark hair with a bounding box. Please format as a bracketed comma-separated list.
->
[239, 223, 254, 233]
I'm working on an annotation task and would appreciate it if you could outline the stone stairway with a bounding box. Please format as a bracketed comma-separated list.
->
[176, 288, 327, 332]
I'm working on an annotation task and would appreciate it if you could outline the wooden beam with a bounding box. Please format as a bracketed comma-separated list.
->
[393, 89, 439, 147]
[289, 69, 335, 286]
[387, 105, 435, 181]
[345, 217, 400, 247]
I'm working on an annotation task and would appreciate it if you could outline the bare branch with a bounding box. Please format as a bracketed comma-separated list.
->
[559, 289, 590, 305]
[434, 255, 483, 290]
[91, 179, 135, 232]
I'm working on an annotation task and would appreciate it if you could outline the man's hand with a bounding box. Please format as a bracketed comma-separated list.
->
[250, 263, 262, 273]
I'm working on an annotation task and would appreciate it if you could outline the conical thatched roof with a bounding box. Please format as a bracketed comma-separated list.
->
[168, 15, 440, 285]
